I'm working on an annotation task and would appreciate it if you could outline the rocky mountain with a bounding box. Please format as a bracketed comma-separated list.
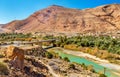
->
[0, 24, 11, 33]
[2, 4, 120, 34]
[0, 24, 4, 26]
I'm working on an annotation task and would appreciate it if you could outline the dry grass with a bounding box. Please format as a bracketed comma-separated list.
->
[0, 62, 9, 75]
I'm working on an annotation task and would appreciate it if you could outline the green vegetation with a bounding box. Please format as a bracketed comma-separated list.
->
[0, 33, 32, 41]
[63, 57, 70, 62]
[99, 74, 107, 77]
[45, 52, 53, 59]
[54, 36, 120, 54]
[47, 49, 60, 58]
[1, 33, 120, 56]
[87, 65, 95, 72]
[1, 33, 120, 64]
[81, 63, 87, 70]
[41, 35, 120, 64]
[44, 35, 120, 64]
[43, 35, 120, 55]
[42, 35, 54, 40]
[68, 63, 75, 69]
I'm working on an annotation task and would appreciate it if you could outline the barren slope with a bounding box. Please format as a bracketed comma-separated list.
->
[2, 4, 120, 33]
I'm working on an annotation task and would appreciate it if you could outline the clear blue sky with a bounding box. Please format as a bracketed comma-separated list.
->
[0, 0, 120, 24]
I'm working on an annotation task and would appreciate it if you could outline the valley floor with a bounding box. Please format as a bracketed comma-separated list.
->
[51, 47, 120, 76]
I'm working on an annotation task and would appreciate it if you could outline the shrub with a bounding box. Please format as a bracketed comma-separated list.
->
[64, 44, 79, 51]
[87, 65, 95, 72]
[99, 74, 107, 77]
[69, 63, 75, 69]
[81, 63, 87, 70]
[49, 51, 59, 58]
[45, 52, 53, 59]
[63, 57, 70, 62]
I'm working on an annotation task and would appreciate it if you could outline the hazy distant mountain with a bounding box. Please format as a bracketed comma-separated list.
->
[0, 24, 11, 33]
[2, 4, 120, 34]
[0, 24, 4, 26]
[0, 24, 4, 33]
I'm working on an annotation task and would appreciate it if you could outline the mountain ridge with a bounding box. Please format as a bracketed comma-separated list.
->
[2, 4, 120, 34]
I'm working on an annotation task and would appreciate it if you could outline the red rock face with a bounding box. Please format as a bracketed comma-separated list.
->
[2, 4, 120, 33]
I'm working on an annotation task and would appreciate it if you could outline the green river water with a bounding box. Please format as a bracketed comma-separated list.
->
[54, 49, 119, 77]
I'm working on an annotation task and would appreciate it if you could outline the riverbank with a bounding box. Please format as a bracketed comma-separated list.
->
[0, 45, 99, 77]
[48, 47, 120, 77]
[38, 56, 98, 77]
[54, 47, 120, 71]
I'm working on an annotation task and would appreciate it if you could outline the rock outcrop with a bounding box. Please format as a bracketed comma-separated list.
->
[5, 46, 24, 70]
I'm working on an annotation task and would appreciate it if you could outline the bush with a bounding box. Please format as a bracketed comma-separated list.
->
[87, 65, 95, 72]
[0, 54, 4, 58]
[49, 51, 59, 58]
[81, 63, 87, 70]
[64, 44, 80, 51]
[99, 74, 107, 77]
[45, 52, 53, 59]
[63, 57, 70, 62]
[69, 63, 75, 69]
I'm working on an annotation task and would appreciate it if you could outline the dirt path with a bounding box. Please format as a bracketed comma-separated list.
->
[38, 59, 61, 77]
[25, 56, 61, 77]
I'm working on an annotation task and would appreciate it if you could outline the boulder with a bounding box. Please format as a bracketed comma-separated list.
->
[5, 46, 24, 71]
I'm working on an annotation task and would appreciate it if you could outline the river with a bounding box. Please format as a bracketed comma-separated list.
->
[52, 48, 120, 77]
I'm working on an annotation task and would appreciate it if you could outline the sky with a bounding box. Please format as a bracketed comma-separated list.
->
[0, 0, 120, 24]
